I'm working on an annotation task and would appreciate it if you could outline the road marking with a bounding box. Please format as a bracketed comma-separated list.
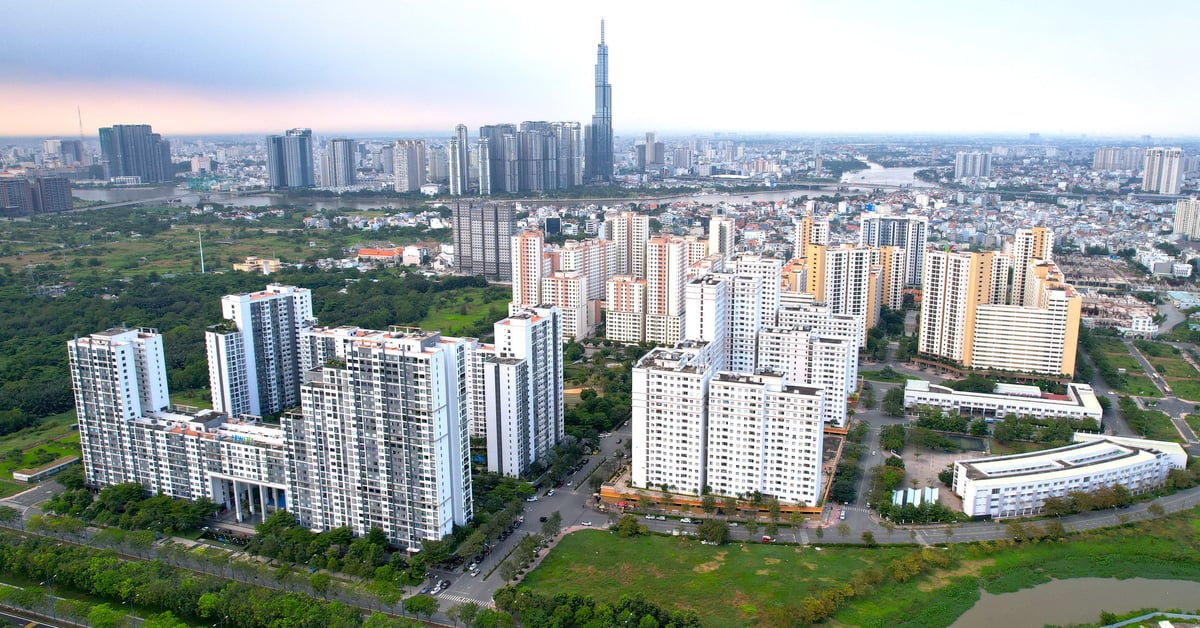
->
[439, 593, 487, 606]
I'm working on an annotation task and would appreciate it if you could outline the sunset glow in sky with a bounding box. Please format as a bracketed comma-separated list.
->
[2, 0, 1197, 137]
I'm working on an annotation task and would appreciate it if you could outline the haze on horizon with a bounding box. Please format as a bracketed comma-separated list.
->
[2, 0, 1197, 138]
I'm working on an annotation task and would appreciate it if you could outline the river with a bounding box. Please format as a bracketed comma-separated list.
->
[952, 578, 1200, 628]
[72, 164, 941, 212]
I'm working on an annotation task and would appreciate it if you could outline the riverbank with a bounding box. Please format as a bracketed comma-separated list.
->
[513, 506, 1200, 627]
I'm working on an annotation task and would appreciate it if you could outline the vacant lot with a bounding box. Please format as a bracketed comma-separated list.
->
[520, 530, 914, 626]
[1134, 340, 1200, 401]
[1092, 337, 1162, 398]
[0, 410, 79, 497]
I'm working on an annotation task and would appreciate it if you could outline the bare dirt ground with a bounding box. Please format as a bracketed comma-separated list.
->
[899, 446, 991, 512]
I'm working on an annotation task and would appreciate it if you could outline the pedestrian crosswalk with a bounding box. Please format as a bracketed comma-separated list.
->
[438, 592, 487, 607]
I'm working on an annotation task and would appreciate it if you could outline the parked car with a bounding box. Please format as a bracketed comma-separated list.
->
[526, 496, 539, 502]
[539, 515, 548, 522]
[581, 521, 592, 526]
[680, 518, 692, 523]
[656, 515, 666, 521]
[470, 569, 480, 577]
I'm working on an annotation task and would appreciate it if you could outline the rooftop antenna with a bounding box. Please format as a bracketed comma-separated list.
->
[601, 18, 605, 44]
[199, 232, 206, 274]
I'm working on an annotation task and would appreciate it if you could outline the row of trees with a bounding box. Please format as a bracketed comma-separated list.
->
[0, 530, 392, 627]
[491, 588, 702, 628]
[45, 480, 215, 535]
[247, 510, 421, 582]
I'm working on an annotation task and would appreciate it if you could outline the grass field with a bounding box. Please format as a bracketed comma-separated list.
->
[1133, 407, 1183, 442]
[520, 530, 914, 626]
[0, 410, 80, 498]
[415, 287, 510, 337]
[1091, 339, 1165, 398]
[520, 508, 1200, 627]
[987, 439, 1059, 456]
[1133, 340, 1200, 401]
[1187, 415, 1200, 436]
[860, 369, 920, 384]
[170, 388, 213, 409]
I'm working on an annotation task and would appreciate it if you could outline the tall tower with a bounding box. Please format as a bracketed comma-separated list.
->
[585, 20, 613, 182]
[449, 124, 470, 196]
[326, 138, 357, 188]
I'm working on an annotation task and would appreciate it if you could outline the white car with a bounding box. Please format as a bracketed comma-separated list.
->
[547, 489, 555, 497]
[581, 521, 592, 526]
[680, 517, 692, 523]
[645, 514, 655, 520]
[526, 496, 539, 502]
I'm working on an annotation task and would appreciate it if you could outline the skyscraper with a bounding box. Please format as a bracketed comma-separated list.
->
[206, 285, 315, 418]
[98, 124, 174, 183]
[449, 124, 470, 195]
[954, 151, 992, 179]
[1143, 148, 1183, 195]
[1175, 199, 1200, 241]
[584, 20, 613, 182]
[393, 140, 427, 193]
[325, 138, 357, 188]
[477, 138, 492, 195]
[266, 129, 315, 189]
[480, 124, 518, 193]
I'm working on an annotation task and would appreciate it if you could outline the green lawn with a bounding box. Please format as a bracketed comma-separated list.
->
[1134, 408, 1183, 442]
[1186, 415, 1200, 436]
[519, 530, 913, 626]
[1169, 378, 1200, 402]
[0, 410, 80, 497]
[988, 440, 1059, 456]
[170, 388, 213, 409]
[860, 369, 920, 384]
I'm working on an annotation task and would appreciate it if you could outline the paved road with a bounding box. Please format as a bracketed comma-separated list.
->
[0, 608, 55, 627]
[440, 421, 633, 609]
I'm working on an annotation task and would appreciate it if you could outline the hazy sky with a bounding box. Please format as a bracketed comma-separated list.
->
[2, 0, 1197, 138]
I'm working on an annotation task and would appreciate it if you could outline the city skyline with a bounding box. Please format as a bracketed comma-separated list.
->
[2, 0, 1199, 137]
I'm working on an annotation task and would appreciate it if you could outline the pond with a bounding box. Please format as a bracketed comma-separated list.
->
[952, 577, 1200, 627]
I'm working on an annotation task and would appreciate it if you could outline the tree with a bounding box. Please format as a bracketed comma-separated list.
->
[696, 519, 730, 545]
[767, 498, 782, 523]
[613, 514, 647, 537]
[0, 505, 19, 528]
[701, 494, 717, 515]
[88, 603, 126, 628]
[837, 523, 851, 539]
[722, 496, 738, 517]
[448, 601, 481, 628]
[541, 511, 562, 537]
[1148, 502, 1165, 517]
[309, 571, 332, 599]
[882, 387, 906, 417]
[141, 611, 188, 628]
[861, 531, 876, 546]
[815, 526, 824, 539]
[404, 594, 440, 620]
[498, 561, 518, 582]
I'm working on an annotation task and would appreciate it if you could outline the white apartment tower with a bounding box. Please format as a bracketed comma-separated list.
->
[1175, 199, 1200, 241]
[730, 254, 784, 326]
[1011, 227, 1054, 306]
[684, 275, 730, 371]
[708, 215, 737, 258]
[705, 373, 824, 505]
[541, 272, 591, 340]
[793, 215, 829, 261]
[805, 244, 881, 342]
[757, 326, 856, 427]
[206, 284, 314, 418]
[632, 344, 716, 494]
[69, 328, 170, 488]
[1143, 148, 1183, 195]
[285, 329, 473, 548]
[918, 250, 991, 365]
[483, 306, 564, 477]
[605, 211, 651, 278]
[393, 140, 427, 193]
[859, 214, 928, 286]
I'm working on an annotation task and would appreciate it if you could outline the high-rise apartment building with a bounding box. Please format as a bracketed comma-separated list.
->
[1174, 199, 1200, 240]
[68, 328, 170, 488]
[859, 214, 927, 286]
[756, 326, 856, 427]
[604, 211, 650, 277]
[584, 20, 613, 182]
[206, 285, 314, 418]
[555, 238, 617, 302]
[449, 124, 470, 196]
[325, 138, 357, 188]
[0, 176, 66, 216]
[954, 151, 992, 179]
[1093, 147, 1143, 171]
[708, 215, 737, 258]
[477, 138, 492, 195]
[793, 215, 829, 261]
[393, 140, 427, 193]
[480, 124, 519, 194]
[605, 275, 647, 343]
[705, 373, 824, 505]
[1143, 148, 1183, 195]
[632, 344, 716, 495]
[919, 250, 1080, 377]
[541, 271, 592, 340]
[453, 203, 515, 279]
[482, 307, 564, 477]
[637, 131, 664, 173]
[511, 229, 548, 309]
[286, 328, 473, 547]
[730, 254, 784, 326]
[266, 129, 315, 189]
[644, 236, 688, 346]
[99, 124, 174, 183]
[1010, 227, 1054, 306]
[0, 178, 34, 216]
[805, 244, 881, 341]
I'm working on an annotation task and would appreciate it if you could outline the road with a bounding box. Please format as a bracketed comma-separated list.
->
[438, 420, 633, 609]
[0, 608, 55, 627]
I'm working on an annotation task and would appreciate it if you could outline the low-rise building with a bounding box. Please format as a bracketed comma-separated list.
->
[952, 434, 1186, 518]
[903, 379, 1103, 423]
